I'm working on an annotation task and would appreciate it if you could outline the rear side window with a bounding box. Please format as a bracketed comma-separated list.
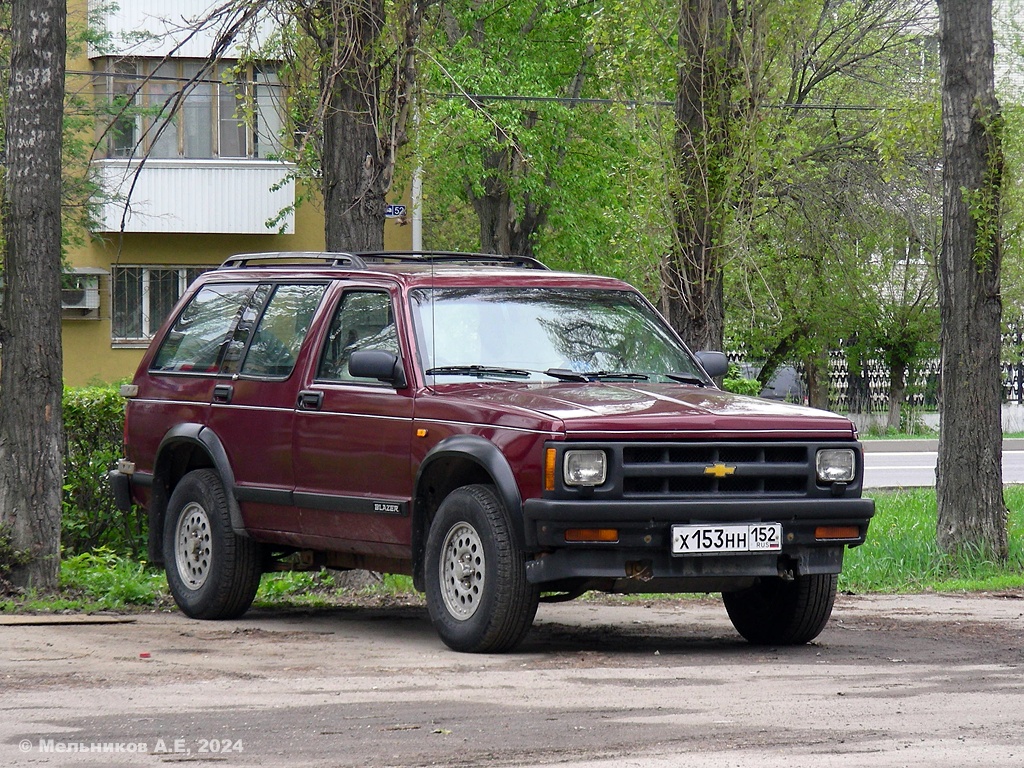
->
[151, 283, 255, 373]
[241, 284, 327, 377]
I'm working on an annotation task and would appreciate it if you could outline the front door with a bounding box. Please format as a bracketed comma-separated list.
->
[292, 288, 415, 557]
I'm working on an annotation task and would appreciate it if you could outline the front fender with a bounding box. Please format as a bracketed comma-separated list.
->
[412, 434, 525, 589]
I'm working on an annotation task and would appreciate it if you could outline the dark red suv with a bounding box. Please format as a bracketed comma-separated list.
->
[109, 252, 874, 652]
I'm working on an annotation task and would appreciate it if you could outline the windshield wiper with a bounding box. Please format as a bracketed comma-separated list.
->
[425, 364, 531, 379]
[591, 371, 650, 381]
[547, 368, 705, 385]
[666, 372, 710, 387]
[555, 370, 651, 382]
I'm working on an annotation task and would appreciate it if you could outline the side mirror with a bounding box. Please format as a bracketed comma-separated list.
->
[695, 351, 729, 378]
[348, 349, 408, 389]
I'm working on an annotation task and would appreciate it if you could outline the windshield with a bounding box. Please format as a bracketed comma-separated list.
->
[409, 287, 708, 384]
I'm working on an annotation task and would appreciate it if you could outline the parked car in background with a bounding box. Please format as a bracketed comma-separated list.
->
[738, 362, 808, 404]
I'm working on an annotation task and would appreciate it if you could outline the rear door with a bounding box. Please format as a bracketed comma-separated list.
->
[291, 285, 415, 557]
[206, 282, 329, 539]
[131, 281, 259, 482]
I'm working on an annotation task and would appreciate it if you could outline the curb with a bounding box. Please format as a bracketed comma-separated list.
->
[861, 438, 1024, 453]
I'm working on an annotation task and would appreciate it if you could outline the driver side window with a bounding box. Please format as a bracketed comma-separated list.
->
[317, 291, 398, 382]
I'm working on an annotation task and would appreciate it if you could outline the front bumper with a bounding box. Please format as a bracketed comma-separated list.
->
[521, 495, 874, 587]
[524, 545, 844, 588]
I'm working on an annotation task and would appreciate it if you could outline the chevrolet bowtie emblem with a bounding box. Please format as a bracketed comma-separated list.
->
[704, 463, 736, 478]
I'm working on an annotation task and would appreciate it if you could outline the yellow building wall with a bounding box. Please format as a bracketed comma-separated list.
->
[63, 195, 415, 387]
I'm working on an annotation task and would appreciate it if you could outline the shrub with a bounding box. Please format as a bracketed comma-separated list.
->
[63, 384, 144, 557]
[60, 548, 167, 606]
[721, 364, 762, 397]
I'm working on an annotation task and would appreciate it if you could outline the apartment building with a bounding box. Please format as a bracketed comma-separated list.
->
[63, 0, 411, 385]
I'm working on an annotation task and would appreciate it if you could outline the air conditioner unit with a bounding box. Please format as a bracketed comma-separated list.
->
[61, 269, 105, 317]
[61, 286, 101, 310]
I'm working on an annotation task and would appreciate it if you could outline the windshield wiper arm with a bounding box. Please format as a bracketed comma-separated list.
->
[543, 368, 589, 382]
[595, 371, 650, 381]
[666, 372, 710, 387]
[548, 368, 702, 385]
[543, 369, 651, 382]
[425, 364, 531, 379]
[593, 372, 647, 382]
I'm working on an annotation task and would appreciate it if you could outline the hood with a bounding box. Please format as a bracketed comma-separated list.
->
[427, 381, 857, 441]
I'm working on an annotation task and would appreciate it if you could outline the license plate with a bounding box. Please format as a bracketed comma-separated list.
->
[671, 523, 782, 555]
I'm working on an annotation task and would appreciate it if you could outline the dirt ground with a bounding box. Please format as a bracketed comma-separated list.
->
[1, 591, 1023, 767]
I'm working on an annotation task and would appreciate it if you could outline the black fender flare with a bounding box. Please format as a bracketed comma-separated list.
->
[154, 423, 247, 536]
[412, 434, 524, 587]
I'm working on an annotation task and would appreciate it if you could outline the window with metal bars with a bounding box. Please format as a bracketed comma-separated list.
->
[111, 265, 210, 344]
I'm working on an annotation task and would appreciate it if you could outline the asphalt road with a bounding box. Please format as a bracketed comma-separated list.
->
[2, 593, 1023, 767]
[862, 439, 1024, 488]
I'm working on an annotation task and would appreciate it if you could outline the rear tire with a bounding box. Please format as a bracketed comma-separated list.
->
[163, 469, 262, 619]
[723, 573, 837, 645]
[424, 484, 539, 653]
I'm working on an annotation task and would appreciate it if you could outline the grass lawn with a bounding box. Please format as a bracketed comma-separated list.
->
[4, 488, 1024, 613]
[841, 486, 1024, 593]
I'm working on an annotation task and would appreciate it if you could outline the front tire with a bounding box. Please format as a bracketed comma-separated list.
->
[723, 573, 837, 645]
[424, 484, 539, 653]
[163, 469, 262, 619]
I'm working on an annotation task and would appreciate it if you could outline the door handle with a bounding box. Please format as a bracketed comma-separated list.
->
[297, 390, 324, 410]
[212, 384, 233, 404]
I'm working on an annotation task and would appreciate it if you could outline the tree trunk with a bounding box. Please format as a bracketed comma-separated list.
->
[0, 0, 67, 589]
[804, 349, 831, 411]
[322, 0, 387, 252]
[469, 139, 545, 258]
[665, 0, 734, 352]
[936, 0, 1007, 559]
[886, 364, 907, 432]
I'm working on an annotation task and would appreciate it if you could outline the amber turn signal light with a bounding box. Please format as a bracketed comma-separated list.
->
[815, 525, 860, 541]
[565, 528, 619, 543]
[544, 448, 557, 491]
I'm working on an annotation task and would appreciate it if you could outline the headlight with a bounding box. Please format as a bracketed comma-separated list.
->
[563, 450, 607, 487]
[816, 448, 856, 483]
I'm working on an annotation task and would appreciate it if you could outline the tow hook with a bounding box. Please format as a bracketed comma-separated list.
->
[625, 560, 654, 581]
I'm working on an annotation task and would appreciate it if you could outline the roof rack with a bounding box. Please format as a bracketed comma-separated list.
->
[355, 251, 549, 270]
[218, 251, 548, 271]
[219, 252, 368, 270]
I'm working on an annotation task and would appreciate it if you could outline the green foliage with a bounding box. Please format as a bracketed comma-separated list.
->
[960, 110, 1005, 274]
[416, 0, 664, 288]
[721, 364, 762, 396]
[254, 569, 416, 608]
[59, 548, 167, 607]
[1001, 103, 1024, 316]
[62, 384, 145, 557]
[717, 2, 941, 410]
[841, 487, 1024, 593]
[861, 415, 936, 438]
[2, 559, 419, 613]
[256, 569, 337, 603]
